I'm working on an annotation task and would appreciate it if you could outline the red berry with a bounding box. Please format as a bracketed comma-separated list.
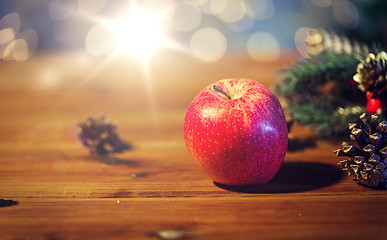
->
[367, 98, 383, 114]
[366, 91, 373, 101]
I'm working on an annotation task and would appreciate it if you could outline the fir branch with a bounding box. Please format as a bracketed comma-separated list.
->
[277, 52, 362, 95]
[276, 51, 368, 136]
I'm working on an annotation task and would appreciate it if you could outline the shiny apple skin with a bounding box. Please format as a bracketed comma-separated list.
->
[184, 78, 288, 186]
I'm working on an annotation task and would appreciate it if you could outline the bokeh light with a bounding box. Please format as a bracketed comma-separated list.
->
[246, 0, 274, 20]
[140, 0, 174, 15]
[0, 13, 21, 34]
[39, 68, 59, 88]
[210, 0, 227, 15]
[194, 0, 212, 15]
[2, 40, 15, 59]
[225, 5, 254, 32]
[295, 27, 314, 58]
[0, 13, 20, 59]
[4, 29, 39, 61]
[78, 0, 109, 15]
[332, 0, 359, 29]
[16, 29, 38, 58]
[169, 3, 202, 32]
[85, 23, 118, 56]
[8, 39, 28, 61]
[190, 28, 227, 62]
[310, 0, 333, 8]
[0, 12, 38, 61]
[49, 0, 77, 21]
[212, 0, 246, 23]
[247, 32, 280, 61]
[0, 28, 14, 44]
[294, 27, 318, 58]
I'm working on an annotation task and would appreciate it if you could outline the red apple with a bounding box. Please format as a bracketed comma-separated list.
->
[184, 78, 288, 186]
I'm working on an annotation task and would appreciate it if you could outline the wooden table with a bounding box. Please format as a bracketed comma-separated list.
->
[0, 51, 386, 240]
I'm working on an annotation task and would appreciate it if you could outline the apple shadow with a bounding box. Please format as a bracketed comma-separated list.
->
[214, 162, 344, 193]
[287, 138, 317, 152]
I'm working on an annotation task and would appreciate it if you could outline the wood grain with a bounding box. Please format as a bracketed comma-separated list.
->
[0, 52, 386, 240]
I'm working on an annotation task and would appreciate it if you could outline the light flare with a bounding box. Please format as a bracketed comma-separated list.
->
[81, 1, 179, 132]
[104, 1, 177, 61]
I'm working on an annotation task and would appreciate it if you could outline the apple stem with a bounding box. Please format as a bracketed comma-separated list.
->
[213, 85, 231, 100]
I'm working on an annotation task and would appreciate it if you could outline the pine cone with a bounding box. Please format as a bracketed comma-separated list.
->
[77, 115, 131, 155]
[335, 113, 387, 188]
[306, 28, 369, 56]
[353, 51, 387, 95]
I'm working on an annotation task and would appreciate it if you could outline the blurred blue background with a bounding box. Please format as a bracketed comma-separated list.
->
[0, 0, 386, 61]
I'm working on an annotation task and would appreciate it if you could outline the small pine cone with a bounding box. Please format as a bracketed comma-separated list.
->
[353, 51, 387, 95]
[335, 113, 387, 188]
[77, 115, 131, 155]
